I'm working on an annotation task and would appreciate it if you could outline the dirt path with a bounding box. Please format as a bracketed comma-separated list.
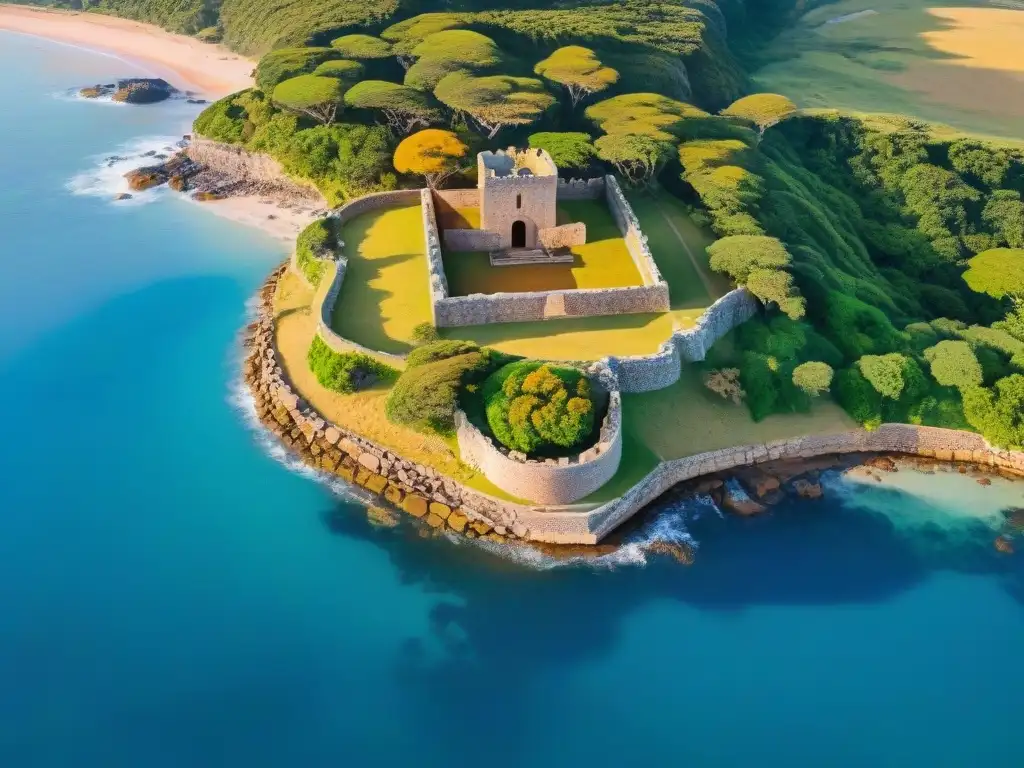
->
[651, 198, 718, 300]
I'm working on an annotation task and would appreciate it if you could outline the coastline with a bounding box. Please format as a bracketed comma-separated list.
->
[0, 4, 254, 98]
[195, 194, 319, 244]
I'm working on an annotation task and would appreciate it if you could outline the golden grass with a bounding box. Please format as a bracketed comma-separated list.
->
[442, 200, 643, 295]
[272, 269, 521, 501]
[751, 1, 1024, 140]
[331, 205, 433, 355]
[624, 367, 858, 461]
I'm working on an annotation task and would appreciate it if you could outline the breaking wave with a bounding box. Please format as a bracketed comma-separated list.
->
[66, 135, 186, 205]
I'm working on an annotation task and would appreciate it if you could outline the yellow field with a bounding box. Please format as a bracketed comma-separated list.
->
[752, 2, 1024, 140]
[331, 205, 433, 355]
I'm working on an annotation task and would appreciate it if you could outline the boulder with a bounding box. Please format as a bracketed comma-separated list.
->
[192, 191, 225, 202]
[722, 478, 766, 516]
[125, 169, 164, 192]
[428, 502, 451, 521]
[111, 78, 176, 104]
[402, 495, 429, 518]
[994, 536, 1015, 555]
[114, 193, 133, 201]
[425, 513, 445, 529]
[447, 511, 468, 533]
[865, 456, 898, 472]
[792, 478, 824, 499]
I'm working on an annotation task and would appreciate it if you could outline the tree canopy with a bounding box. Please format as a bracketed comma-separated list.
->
[924, 340, 983, 391]
[792, 361, 833, 395]
[344, 80, 439, 135]
[534, 45, 618, 107]
[312, 59, 365, 85]
[586, 92, 706, 141]
[963, 248, 1024, 301]
[594, 133, 671, 187]
[434, 72, 554, 138]
[272, 75, 346, 124]
[707, 235, 791, 282]
[721, 93, 796, 134]
[255, 47, 339, 91]
[528, 132, 596, 174]
[393, 129, 468, 188]
[330, 34, 393, 60]
[404, 30, 501, 90]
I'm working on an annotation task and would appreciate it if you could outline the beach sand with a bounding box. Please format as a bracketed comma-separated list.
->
[197, 195, 319, 244]
[0, 4, 253, 97]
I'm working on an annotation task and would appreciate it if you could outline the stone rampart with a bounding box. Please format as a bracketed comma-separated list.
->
[605, 176, 665, 287]
[455, 389, 623, 505]
[444, 229, 500, 252]
[608, 288, 761, 393]
[557, 177, 605, 200]
[187, 136, 325, 204]
[539, 222, 587, 250]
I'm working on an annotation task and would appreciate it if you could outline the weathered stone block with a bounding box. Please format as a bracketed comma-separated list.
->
[402, 495, 429, 518]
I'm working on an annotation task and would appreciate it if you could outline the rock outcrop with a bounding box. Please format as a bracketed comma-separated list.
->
[80, 78, 177, 104]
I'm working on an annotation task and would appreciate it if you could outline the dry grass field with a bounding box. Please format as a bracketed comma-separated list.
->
[752, 1, 1024, 140]
[331, 205, 433, 355]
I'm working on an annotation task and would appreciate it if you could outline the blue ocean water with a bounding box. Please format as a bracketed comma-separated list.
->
[2, 31, 1024, 767]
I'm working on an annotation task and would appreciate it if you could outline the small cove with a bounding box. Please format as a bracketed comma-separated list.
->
[1, 30, 1023, 767]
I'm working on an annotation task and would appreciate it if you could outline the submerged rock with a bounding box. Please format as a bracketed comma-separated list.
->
[994, 536, 1015, 555]
[722, 478, 766, 516]
[114, 193, 133, 201]
[792, 478, 824, 499]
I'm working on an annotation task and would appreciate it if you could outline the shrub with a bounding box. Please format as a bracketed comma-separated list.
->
[792, 361, 834, 396]
[406, 339, 479, 367]
[924, 340, 983, 391]
[411, 322, 439, 345]
[330, 34, 393, 60]
[857, 353, 927, 402]
[307, 336, 392, 394]
[386, 349, 489, 435]
[294, 218, 334, 286]
[963, 375, 1024, 448]
[834, 366, 883, 427]
[704, 368, 745, 404]
[483, 362, 596, 455]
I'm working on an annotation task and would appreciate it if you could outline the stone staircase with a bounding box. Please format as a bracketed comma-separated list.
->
[489, 248, 575, 267]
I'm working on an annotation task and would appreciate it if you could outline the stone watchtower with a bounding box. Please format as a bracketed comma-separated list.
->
[478, 148, 558, 252]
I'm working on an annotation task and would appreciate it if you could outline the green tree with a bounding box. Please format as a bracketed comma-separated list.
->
[344, 81, 439, 135]
[707, 235, 791, 282]
[594, 133, 671, 187]
[982, 190, 1024, 249]
[534, 46, 618, 108]
[434, 73, 553, 139]
[330, 34, 393, 60]
[963, 248, 1024, 301]
[963, 375, 1024, 448]
[386, 346, 489, 435]
[924, 340, 983, 391]
[721, 93, 796, 137]
[792, 361, 834, 396]
[746, 268, 805, 319]
[405, 30, 500, 91]
[312, 59, 365, 85]
[586, 93, 706, 141]
[528, 132, 596, 175]
[255, 47, 339, 91]
[484, 362, 596, 455]
[272, 75, 346, 124]
[857, 353, 922, 401]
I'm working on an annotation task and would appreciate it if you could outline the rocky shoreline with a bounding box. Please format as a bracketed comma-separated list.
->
[243, 263, 523, 546]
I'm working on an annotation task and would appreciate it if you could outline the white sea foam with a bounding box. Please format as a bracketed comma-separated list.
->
[66, 135, 186, 205]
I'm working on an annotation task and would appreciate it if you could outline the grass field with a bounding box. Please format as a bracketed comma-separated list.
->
[441, 191, 728, 360]
[273, 269, 522, 501]
[751, 1, 1024, 141]
[441, 199, 643, 296]
[330, 205, 432, 355]
[623, 366, 858, 462]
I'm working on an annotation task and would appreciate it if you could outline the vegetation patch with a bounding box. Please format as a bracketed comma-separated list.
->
[482, 361, 598, 457]
[307, 336, 395, 394]
[294, 218, 334, 287]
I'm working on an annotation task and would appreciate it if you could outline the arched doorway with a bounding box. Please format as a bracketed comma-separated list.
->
[511, 220, 527, 248]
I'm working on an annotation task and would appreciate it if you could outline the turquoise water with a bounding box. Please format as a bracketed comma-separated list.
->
[2, 32, 1024, 766]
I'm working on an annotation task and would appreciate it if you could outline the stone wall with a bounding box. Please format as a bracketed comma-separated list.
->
[557, 177, 605, 200]
[605, 176, 665, 287]
[608, 288, 761, 393]
[539, 222, 587, 250]
[433, 188, 480, 209]
[455, 388, 624, 505]
[443, 229, 500, 252]
[187, 136, 325, 204]
[310, 189, 421, 363]
[433, 284, 670, 328]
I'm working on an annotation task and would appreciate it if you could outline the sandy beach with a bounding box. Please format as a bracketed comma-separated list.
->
[197, 195, 320, 244]
[0, 4, 253, 97]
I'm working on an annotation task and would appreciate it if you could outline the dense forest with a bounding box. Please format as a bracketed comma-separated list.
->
[20, 0, 1024, 447]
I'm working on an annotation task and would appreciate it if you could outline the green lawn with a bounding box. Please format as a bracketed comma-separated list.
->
[624, 366, 858, 461]
[442, 199, 643, 296]
[331, 205, 432, 355]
